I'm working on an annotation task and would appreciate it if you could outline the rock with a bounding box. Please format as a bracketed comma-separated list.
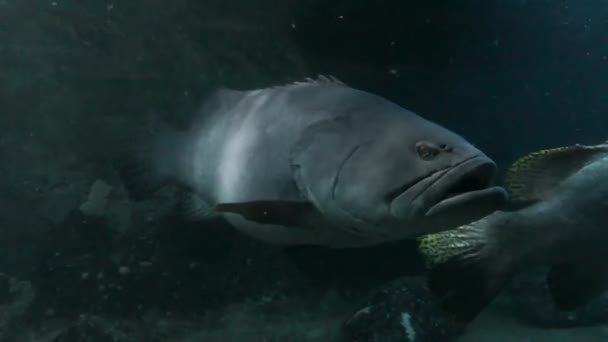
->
[0, 273, 35, 341]
[342, 277, 464, 342]
[37, 188, 83, 225]
[80, 179, 113, 217]
[52, 314, 133, 342]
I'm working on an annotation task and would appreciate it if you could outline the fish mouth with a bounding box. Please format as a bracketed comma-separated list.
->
[424, 156, 507, 218]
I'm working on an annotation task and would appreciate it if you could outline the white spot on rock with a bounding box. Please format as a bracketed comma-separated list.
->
[400, 311, 416, 341]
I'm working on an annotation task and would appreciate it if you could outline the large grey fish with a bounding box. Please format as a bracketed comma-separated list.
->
[125, 76, 506, 248]
[418, 141, 608, 323]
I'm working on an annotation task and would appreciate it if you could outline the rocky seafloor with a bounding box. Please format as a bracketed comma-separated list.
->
[3, 178, 608, 342]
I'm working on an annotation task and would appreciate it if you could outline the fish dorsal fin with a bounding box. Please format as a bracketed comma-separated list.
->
[504, 143, 608, 204]
[289, 74, 346, 87]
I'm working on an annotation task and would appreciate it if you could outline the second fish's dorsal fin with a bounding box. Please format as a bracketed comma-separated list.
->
[504, 143, 608, 204]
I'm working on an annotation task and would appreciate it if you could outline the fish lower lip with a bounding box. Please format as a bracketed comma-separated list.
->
[425, 156, 503, 216]
[441, 161, 493, 200]
[426, 186, 507, 217]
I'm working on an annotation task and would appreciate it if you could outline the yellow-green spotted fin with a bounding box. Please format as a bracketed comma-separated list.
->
[417, 220, 486, 269]
[504, 143, 608, 204]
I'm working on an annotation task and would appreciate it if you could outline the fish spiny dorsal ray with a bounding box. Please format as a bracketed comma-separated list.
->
[276, 74, 346, 89]
[503, 143, 608, 205]
[297, 74, 345, 86]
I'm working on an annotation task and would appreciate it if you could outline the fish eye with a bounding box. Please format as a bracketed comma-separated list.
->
[416, 142, 438, 160]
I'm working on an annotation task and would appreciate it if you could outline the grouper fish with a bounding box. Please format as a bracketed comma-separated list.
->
[418, 141, 608, 323]
[125, 76, 507, 248]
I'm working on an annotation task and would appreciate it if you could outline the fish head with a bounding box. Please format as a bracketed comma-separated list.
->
[327, 117, 508, 239]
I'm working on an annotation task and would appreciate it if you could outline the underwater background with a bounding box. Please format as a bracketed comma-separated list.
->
[2, 0, 608, 341]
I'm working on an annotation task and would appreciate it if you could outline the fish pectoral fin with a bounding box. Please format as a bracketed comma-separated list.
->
[417, 221, 515, 324]
[546, 262, 608, 311]
[417, 221, 484, 269]
[504, 143, 608, 205]
[212, 200, 322, 229]
[426, 249, 514, 324]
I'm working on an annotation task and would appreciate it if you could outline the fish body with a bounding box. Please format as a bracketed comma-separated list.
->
[126, 76, 506, 248]
[418, 141, 608, 323]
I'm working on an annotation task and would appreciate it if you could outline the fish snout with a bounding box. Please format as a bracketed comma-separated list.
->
[423, 155, 507, 228]
[389, 154, 507, 233]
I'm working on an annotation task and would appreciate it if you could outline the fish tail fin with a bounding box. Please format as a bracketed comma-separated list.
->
[116, 124, 187, 201]
[417, 219, 516, 323]
[180, 192, 215, 220]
